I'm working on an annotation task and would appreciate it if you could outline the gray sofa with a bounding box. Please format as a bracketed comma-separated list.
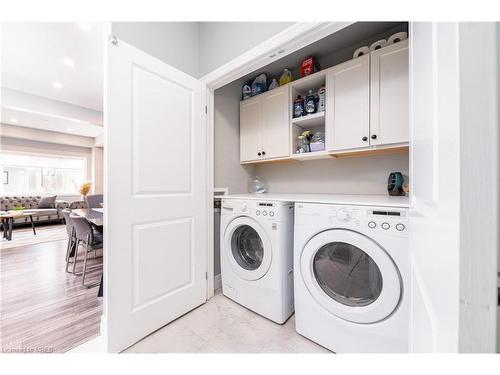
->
[0, 196, 70, 225]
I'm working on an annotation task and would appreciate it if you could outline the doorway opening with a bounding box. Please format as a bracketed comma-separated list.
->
[0, 22, 105, 353]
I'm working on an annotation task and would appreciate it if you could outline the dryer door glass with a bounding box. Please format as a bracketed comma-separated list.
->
[313, 242, 383, 307]
[231, 225, 264, 271]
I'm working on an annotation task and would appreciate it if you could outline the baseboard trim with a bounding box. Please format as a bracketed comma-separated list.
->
[214, 273, 222, 291]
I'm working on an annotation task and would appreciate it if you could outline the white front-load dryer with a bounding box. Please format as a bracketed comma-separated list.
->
[220, 197, 294, 324]
[294, 202, 409, 352]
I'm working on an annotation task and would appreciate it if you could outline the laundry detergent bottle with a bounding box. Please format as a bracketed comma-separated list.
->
[279, 69, 293, 86]
[305, 90, 317, 114]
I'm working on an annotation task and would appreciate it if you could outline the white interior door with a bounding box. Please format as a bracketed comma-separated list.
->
[326, 55, 370, 152]
[106, 38, 207, 352]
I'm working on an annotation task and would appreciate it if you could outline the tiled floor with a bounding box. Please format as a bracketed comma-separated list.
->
[125, 290, 330, 353]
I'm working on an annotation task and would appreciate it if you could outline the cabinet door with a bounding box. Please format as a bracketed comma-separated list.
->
[240, 97, 262, 162]
[370, 39, 409, 146]
[261, 86, 290, 159]
[326, 54, 370, 152]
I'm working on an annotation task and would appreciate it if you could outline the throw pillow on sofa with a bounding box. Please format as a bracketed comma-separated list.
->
[38, 195, 57, 209]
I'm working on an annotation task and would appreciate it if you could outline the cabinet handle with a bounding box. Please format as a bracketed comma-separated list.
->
[262, 151, 266, 155]
[371, 134, 377, 140]
[258, 152, 261, 156]
[362, 136, 368, 142]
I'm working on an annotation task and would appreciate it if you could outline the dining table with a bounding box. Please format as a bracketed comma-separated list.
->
[71, 208, 104, 297]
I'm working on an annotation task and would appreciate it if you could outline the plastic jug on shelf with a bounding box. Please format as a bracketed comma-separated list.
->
[279, 69, 293, 86]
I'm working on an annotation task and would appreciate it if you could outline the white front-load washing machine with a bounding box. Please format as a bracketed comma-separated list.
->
[294, 202, 409, 352]
[220, 197, 294, 324]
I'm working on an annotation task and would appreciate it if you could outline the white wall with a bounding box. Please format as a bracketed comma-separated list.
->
[410, 22, 461, 353]
[111, 22, 200, 78]
[457, 22, 498, 353]
[92, 146, 104, 194]
[254, 154, 409, 195]
[198, 22, 295, 77]
[112, 22, 295, 79]
[410, 22, 499, 353]
[214, 80, 255, 193]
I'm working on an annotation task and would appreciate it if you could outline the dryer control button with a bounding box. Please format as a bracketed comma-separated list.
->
[337, 208, 351, 222]
[256, 210, 260, 215]
[262, 211, 267, 216]
[269, 211, 275, 217]
[368, 221, 376, 229]
[381, 222, 390, 230]
[396, 223, 405, 231]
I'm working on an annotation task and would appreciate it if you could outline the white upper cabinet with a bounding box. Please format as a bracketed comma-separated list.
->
[370, 39, 409, 146]
[239, 39, 409, 163]
[240, 97, 262, 162]
[261, 86, 289, 159]
[326, 54, 370, 152]
[240, 85, 289, 163]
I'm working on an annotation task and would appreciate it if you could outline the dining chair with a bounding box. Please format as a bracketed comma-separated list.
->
[62, 209, 77, 273]
[85, 194, 103, 209]
[70, 213, 103, 286]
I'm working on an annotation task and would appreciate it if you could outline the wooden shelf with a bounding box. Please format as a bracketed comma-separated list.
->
[291, 112, 325, 128]
[240, 156, 296, 165]
[241, 145, 409, 164]
[291, 151, 331, 161]
[330, 145, 409, 159]
[290, 70, 326, 93]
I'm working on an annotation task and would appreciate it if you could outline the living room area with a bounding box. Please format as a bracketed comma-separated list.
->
[1, 22, 105, 352]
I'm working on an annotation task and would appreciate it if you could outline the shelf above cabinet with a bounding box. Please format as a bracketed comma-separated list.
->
[240, 144, 409, 165]
[291, 151, 331, 161]
[291, 112, 325, 128]
[290, 70, 327, 94]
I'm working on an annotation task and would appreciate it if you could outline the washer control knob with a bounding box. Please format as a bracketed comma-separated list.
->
[256, 210, 260, 215]
[396, 223, 405, 231]
[262, 211, 267, 216]
[368, 221, 376, 229]
[337, 208, 351, 222]
[381, 222, 390, 230]
[269, 211, 275, 217]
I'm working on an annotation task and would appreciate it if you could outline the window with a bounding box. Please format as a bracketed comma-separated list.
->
[1, 152, 86, 195]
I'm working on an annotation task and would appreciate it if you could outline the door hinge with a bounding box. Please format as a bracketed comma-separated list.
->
[109, 35, 118, 46]
[205, 272, 208, 280]
[205, 105, 207, 114]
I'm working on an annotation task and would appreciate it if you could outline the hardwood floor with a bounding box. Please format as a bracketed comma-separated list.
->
[1, 228, 103, 353]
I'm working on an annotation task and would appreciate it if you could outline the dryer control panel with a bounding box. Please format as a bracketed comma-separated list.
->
[366, 209, 408, 233]
[295, 203, 408, 237]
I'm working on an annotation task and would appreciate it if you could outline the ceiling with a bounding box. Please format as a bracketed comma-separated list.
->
[1, 107, 104, 137]
[1, 22, 104, 111]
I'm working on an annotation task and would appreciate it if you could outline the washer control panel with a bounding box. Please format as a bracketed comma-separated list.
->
[255, 202, 278, 219]
[221, 199, 293, 222]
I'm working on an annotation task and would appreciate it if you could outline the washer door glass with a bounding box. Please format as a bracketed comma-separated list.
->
[231, 225, 264, 271]
[313, 242, 383, 307]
